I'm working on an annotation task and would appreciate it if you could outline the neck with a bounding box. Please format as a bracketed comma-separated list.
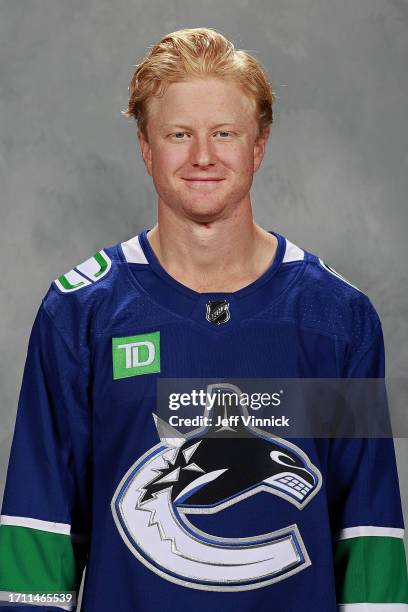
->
[146, 202, 277, 293]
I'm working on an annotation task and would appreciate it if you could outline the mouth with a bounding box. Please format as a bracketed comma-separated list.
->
[264, 472, 315, 501]
[182, 178, 226, 190]
[183, 178, 225, 182]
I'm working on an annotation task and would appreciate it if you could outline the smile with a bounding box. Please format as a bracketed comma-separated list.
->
[183, 179, 225, 189]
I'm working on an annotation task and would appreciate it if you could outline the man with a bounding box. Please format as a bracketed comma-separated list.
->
[0, 27, 407, 611]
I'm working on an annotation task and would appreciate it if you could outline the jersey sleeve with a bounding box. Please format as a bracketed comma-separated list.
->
[329, 298, 408, 608]
[0, 298, 92, 611]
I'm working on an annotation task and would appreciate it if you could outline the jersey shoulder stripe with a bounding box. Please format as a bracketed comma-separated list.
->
[282, 238, 305, 264]
[317, 257, 360, 291]
[54, 249, 112, 293]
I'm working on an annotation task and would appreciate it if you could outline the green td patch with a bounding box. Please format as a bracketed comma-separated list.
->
[112, 331, 160, 379]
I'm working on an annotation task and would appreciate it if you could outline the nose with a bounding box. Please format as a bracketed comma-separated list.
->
[190, 134, 216, 167]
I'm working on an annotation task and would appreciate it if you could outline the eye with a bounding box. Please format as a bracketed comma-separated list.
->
[215, 131, 233, 138]
[270, 450, 296, 466]
[171, 132, 190, 140]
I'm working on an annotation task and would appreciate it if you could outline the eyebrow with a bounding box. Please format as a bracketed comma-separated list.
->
[161, 122, 238, 130]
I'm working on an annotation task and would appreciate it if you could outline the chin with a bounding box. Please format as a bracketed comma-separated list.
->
[180, 205, 227, 223]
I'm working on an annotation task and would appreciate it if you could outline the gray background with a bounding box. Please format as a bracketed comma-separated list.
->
[1, 0, 407, 568]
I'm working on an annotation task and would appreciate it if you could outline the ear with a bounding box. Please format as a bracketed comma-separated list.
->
[253, 127, 270, 173]
[138, 129, 153, 177]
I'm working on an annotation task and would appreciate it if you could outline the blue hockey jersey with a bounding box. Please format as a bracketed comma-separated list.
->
[1, 229, 407, 611]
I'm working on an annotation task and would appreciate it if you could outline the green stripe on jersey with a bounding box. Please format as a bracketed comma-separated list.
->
[0, 525, 82, 593]
[334, 535, 408, 604]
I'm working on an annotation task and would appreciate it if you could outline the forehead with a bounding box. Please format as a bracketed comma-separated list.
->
[146, 78, 257, 127]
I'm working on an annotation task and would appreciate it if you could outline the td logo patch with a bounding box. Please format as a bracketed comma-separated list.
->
[112, 332, 160, 379]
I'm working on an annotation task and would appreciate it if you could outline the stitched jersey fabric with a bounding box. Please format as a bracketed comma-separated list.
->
[1, 229, 407, 611]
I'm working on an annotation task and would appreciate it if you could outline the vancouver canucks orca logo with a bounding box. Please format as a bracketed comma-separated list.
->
[111, 383, 322, 591]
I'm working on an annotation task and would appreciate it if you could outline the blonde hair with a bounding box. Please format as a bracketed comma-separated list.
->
[122, 27, 276, 141]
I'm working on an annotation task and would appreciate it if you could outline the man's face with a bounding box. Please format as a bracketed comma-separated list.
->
[138, 78, 270, 223]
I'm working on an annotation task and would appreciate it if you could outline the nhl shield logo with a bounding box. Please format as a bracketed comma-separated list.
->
[205, 299, 230, 325]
